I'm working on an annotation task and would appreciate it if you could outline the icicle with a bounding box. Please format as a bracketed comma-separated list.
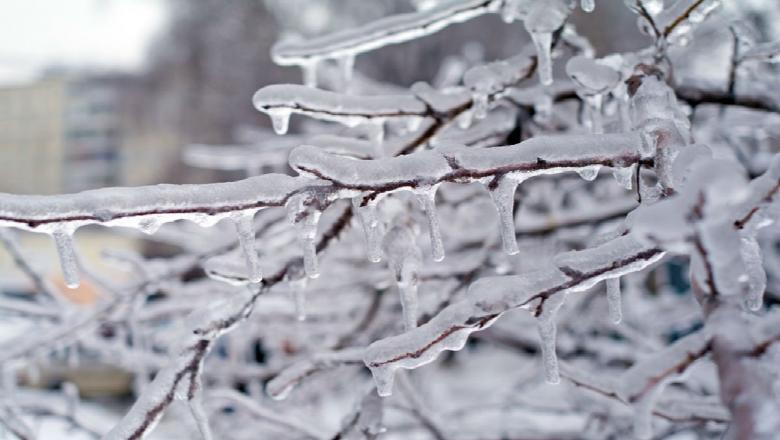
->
[62, 382, 79, 419]
[233, 211, 262, 283]
[533, 93, 553, 124]
[630, 378, 671, 440]
[585, 94, 604, 133]
[612, 166, 634, 190]
[536, 293, 566, 384]
[370, 119, 386, 145]
[472, 92, 489, 120]
[406, 115, 423, 132]
[577, 165, 601, 181]
[416, 189, 444, 262]
[457, 109, 474, 129]
[606, 278, 622, 324]
[369, 365, 396, 397]
[52, 229, 79, 289]
[501, 0, 521, 23]
[268, 108, 292, 135]
[287, 195, 322, 279]
[581, 0, 595, 12]
[530, 32, 554, 86]
[488, 177, 521, 255]
[383, 224, 422, 331]
[352, 198, 383, 263]
[740, 236, 766, 311]
[301, 59, 319, 88]
[300, 219, 320, 279]
[189, 394, 214, 440]
[399, 277, 419, 331]
[339, 54, 355, 87]
[290, 277, 308, 321]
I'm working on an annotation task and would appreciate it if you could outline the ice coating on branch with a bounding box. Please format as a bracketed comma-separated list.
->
[566, 56, 620, 95]
[416, 188, 445, 262]
[487, 176, 521, 255]
[606, 277, 622, 324]
[271, 0, 502, 66]
[629, 75, 689, 190]
[741, 41, 780, 63]
[232, 211, 262, 283]
[537, 292, 566, 384]
[363, 234, 662, 396]
[383, 224, 423, 331]
[52, 229, 79, 289]
[410, 81, 470, 115]
[657, 0, 722, 46]
[463, 54, 536, 112]
[0, 174, 311, 233]
[253, 84, 427, 128]
[566, 56, 620, 133]
[290, 132, 643, 194]
[617, 331, 710, 439]
[266, 348, 364, 400]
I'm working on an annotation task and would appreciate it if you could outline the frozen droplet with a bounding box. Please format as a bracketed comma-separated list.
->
[301, 59, 319, 88]
[268, 108, 292, 135]
[52, 229, 79, 289]
[233, 211, 262, 283]
[416, 190, 444, 262]
[369, 365, 396, 397]
[530, 32, 554, 86]
[606, 278, 622, 324]
[139, 217, 161, 234]
[488, 177, 521, 255]
[581, 0, 595, 12]
[741, 236, 766, 311]
[612, 166, 634, 190]
[577, 165, 601, 181]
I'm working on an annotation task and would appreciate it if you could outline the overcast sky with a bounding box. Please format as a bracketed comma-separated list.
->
[0, 0, 168, 85]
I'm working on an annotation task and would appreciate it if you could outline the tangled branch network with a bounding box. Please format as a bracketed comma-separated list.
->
[2, 0, 780, 439]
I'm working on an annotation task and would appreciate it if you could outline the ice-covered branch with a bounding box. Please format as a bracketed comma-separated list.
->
[271, 0, 502, 67]
[362, 234, 664, 396]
